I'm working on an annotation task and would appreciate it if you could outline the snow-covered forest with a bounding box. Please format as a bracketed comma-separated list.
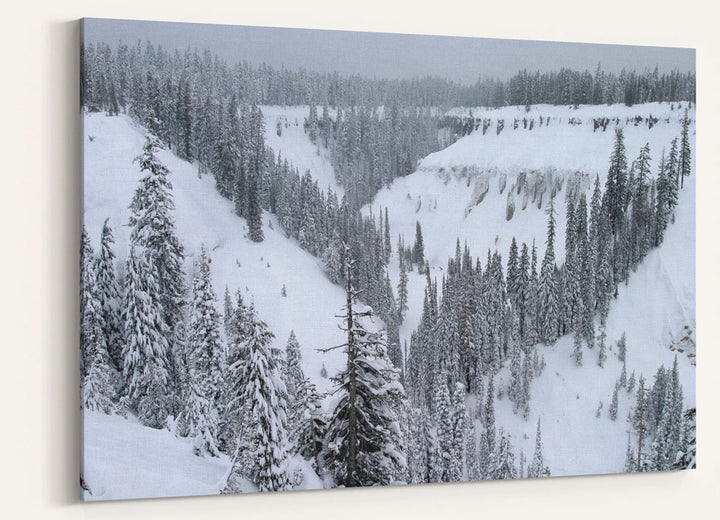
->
[80, 34, 696, 501]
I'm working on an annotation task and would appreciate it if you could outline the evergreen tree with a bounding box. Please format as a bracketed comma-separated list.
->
[604, 128, 629, 235]
[246, 170, 264, 242]
[632, 375, 648, 471]
[93, 219, 123, 372]
[477, 425, 492, 480]
[80, 226, 95, 379]
[572, 328, 583, 366]
[82, 268, 116, 414]
[323, 246, 407, 486]
[492, 432, 517, 480]
[679, 109, 692, 189]
[432, 377, 453, 483]
[295, 377, 327, 471]
[449, 382, 467, 482]
[121, 247, 172, 428]
[183, 376, 220, 457]
[624, 433, 637, 472]
[225, 307, 292, 492]
[465, 420, 481, 481]
[609, 383, 619, 421]
[627, 371, 636, 393]
[187, 246, 225, 407]
[184, 246, 225, 454]
[284, 330, 304, 401]
[212, 97, 240, 199]
[283, 330, 307, 447]
[652, 357, 684, 471]
[666, 138, 680, 217]
[383, 207, 392, 263]
[597, 324, 607, 368]
[413, 221, 425, 271]
[538, 198, 559, 344]
[219, 291, 253, 452]
[520, 350, 532, 419]
[654, 150, 669, 247]
[484, 376, 496, 453]
[397, 255, 409, 321]
[617, 332, 627, 362]
[506, 237, 520, 303]
[673, 408, 696, 470]
[223, 286, 234, 338]
[129, 134, 186, 348]
[527, 418, 548, 478]
[576, 194, 596, 346]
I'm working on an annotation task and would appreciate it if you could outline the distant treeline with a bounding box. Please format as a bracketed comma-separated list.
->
[81, 41, 695, 112]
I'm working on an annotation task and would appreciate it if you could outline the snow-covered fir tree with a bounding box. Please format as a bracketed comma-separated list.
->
[538, 198, 559, 344]
[129, 135, 186, 331]
[93, 218, 123, 372]
[80, 226, 95, 379]
[527, 418, 549, 478]
[121, 247, 173, 428]
[183, 246, 225, 455]
[295, 377, 327, 472]
[224, 306, 292, 492]
[608, 383, 619, 421]
[323, 246, 407, 487]
[492, 431, 517, 480]
[82, 266, 116, 414]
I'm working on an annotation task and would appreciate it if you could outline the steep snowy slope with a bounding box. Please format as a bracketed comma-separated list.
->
[368, 103, 695, 342]
[494, 171, 695, 477]
[366, 102, 696, 477]
[83, 113, 352, 391]
[81, 100, 696, 497]
[260, 105, 344, 197]
[82, 112, 357, 499]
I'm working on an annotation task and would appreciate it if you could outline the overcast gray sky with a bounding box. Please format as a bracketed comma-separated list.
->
[82, 18, 695, 84]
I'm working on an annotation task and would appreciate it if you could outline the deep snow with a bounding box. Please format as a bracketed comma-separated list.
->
[365, 102, 695, 477]
[81, 101, 695, 499]
[82, 112, 357, 499]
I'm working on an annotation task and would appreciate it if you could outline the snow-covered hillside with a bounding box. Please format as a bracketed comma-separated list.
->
[81, 101, 695, 499]
[367, 103, 694, 338]
[365, 102, 696, 477]
[82, 112, 361, 499]
[82, 410, 231, 500]
[493, 171, 695, 477]
[83, 113, 352, 393]
[260, 105, 344, 198]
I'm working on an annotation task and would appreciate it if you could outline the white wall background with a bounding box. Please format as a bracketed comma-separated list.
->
[0, 1, 717, 518]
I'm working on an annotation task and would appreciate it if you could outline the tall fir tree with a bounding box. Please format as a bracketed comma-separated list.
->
[492, 432, 518, 480]
[527, 418, 548, 478]
[603, 127, 629, 235]
[82, 267, 116, 414]
[397, 254, 409, 321]
[184, 246, 225, 454]
[121, 247, 172, 428]
[129, 134, 186, 367]
[538, 198, 559, 344]
[413, 221, 425, 271]
[323, 246, 407, 487]
[80, 226, 95, 379]
[93, 219, 124, 372]
[679, 109, 692, 189]
[224, 307, 292, 492]
[187, 247, 225, 408]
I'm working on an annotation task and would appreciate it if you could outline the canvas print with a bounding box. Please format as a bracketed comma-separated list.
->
[79, 18, 696, 501]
